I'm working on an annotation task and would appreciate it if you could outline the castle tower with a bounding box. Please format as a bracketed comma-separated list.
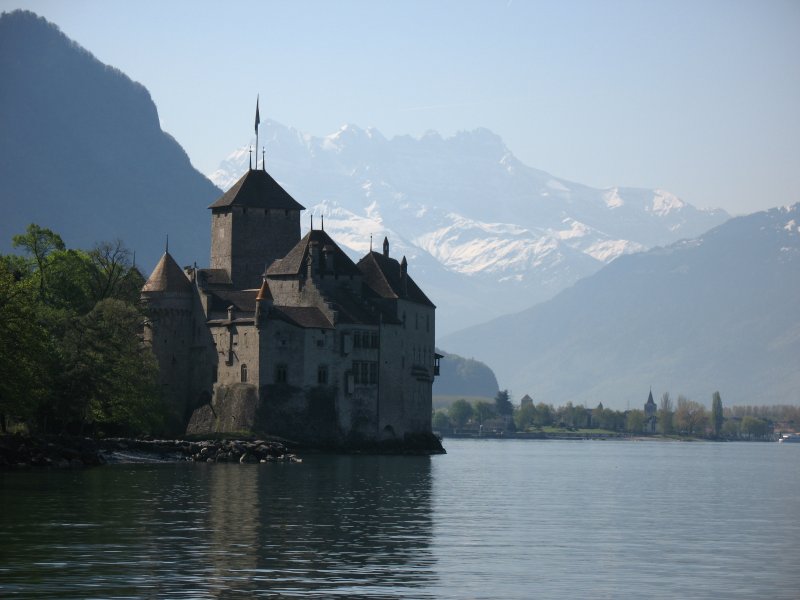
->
[141, 251, 194, 433]
[208, 168, 305, 289]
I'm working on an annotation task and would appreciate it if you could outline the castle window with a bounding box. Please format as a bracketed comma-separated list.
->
[370, 332, 379, 349]
[241, 364, 248, 383]
[352, 360, 377, 385]
[318, 365, 328, 385]
[275, 364, 288, 384]
[353, 331, 362, 349]
[212, 366, 218, 383]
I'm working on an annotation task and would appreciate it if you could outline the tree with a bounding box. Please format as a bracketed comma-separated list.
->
[711, 391, 724, 438]
[432, 410, 451, 431]
[88, 240, 143, 304]
[534, 402, 554, 427]
[494, 389, 513, 416]
[721, 419, 740, 439]
[448, 399, 473, 429]
[659, 392, 674, 435]
[740, 416, 769, 440]
[474, 401, 496, 425]
[58, 298, 163, 435]
[625, 409, 645, 433]
[674, 396, 708, 436]
[12, 224, 65, 298]
[515, 402, 538, 430]
[0, 261, 52, 430]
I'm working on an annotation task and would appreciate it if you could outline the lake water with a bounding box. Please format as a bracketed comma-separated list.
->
[1, 439, 798, 599]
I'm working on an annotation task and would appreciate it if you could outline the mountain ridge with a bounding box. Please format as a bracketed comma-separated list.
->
[209, 119, 728, 335]
[0, 10, 220, 271]
[439, 203, 800, 408]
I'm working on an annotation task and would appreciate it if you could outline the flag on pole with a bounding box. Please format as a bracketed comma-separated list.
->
[255, 96, 260, 134]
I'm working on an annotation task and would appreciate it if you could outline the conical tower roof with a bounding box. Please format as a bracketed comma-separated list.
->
[142, 252, 192, 294]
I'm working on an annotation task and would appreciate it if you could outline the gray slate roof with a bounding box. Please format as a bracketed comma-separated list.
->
[357, 251, 435, 308]
[267, 229, 361, 277]
[208, 168, 305, 211]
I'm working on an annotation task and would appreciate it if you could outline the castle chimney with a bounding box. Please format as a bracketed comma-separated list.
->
[308, 240, 320, 278]
[400, 256, 408, 295]
[323, 245, 335, 272]
[383, 236, 389, 257]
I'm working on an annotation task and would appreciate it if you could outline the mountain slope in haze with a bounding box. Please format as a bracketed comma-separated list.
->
[432, 350, 499, 398]
[439, 204, 800, 408]
[0, 10, 220, 271]
[211, 121, 728, 335]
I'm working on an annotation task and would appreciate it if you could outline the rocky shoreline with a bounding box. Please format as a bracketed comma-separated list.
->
[0, 435, 300, 470]
[0, 432, 445, 470]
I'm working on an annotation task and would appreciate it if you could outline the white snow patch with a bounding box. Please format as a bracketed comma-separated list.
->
[585, 239, 645, 263]
[603, 188, 625, 209]
[547, 179, 571, 193]
[555, 219, 590, 240]
[651, 189, 686, 216]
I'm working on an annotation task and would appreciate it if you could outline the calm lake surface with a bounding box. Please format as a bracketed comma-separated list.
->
[1, 439, 799, 599]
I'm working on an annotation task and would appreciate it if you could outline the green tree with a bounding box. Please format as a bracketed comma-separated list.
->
[0, 262, 52, 430]
[534, 402, 554, 427]
[658, 392, 674, 435]
[625, 409, 645, 433]
[711, 391, 724, 438]
[432, 410, 451, 430]
[474, 401, 496, 425]
[740, 416, 770, 440]
[515, 402, 538, 430]
[59, 298, 163, 435]
[494, 389, 513, 416]
[448, 398, 473, 429]
[721, 419, 740, 439]
[12, 224, 65, 299]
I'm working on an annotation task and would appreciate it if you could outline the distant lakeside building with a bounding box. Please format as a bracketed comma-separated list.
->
[141, 136, 440, 448]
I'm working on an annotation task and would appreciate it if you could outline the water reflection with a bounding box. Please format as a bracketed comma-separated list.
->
[0, 455, 436, 598]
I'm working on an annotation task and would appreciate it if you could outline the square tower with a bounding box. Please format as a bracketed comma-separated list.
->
[209, 168, 304, 289]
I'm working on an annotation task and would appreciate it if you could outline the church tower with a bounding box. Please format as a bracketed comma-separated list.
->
[208, 166, 305, 290]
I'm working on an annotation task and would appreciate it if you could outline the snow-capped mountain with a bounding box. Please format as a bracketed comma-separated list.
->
[209, 121, 728, 336]
[439, 203, 800, 408]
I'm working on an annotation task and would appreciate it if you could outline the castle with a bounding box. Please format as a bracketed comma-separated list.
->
[141, 160, 439, 445]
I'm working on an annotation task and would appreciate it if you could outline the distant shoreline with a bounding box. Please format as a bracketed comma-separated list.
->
[438, 431, 769, 442]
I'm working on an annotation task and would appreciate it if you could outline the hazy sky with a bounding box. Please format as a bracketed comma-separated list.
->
[2, 0, 798, 215]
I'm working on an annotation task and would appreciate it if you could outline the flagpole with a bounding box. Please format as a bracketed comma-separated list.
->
[254, 95, 260, 171]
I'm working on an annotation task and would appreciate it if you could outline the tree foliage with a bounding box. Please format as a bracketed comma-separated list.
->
[494, 389, 513, 416]
[674, 396, 708, 436]
[0, 261, 52, 430]
[711, 391, 724, 438]
[658, 392, 673, 435]
[474, 401, 496, 424]
[1, 224, 163, 436]
[432, 410, 451, 430]
[12, 223, 65, 298]
[448, 399, 473, 429]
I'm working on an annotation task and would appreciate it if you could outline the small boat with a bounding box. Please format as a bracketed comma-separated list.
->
[778, 433, 800, 443]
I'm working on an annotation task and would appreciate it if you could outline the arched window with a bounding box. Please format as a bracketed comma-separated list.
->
[241, 364, 248, 383]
